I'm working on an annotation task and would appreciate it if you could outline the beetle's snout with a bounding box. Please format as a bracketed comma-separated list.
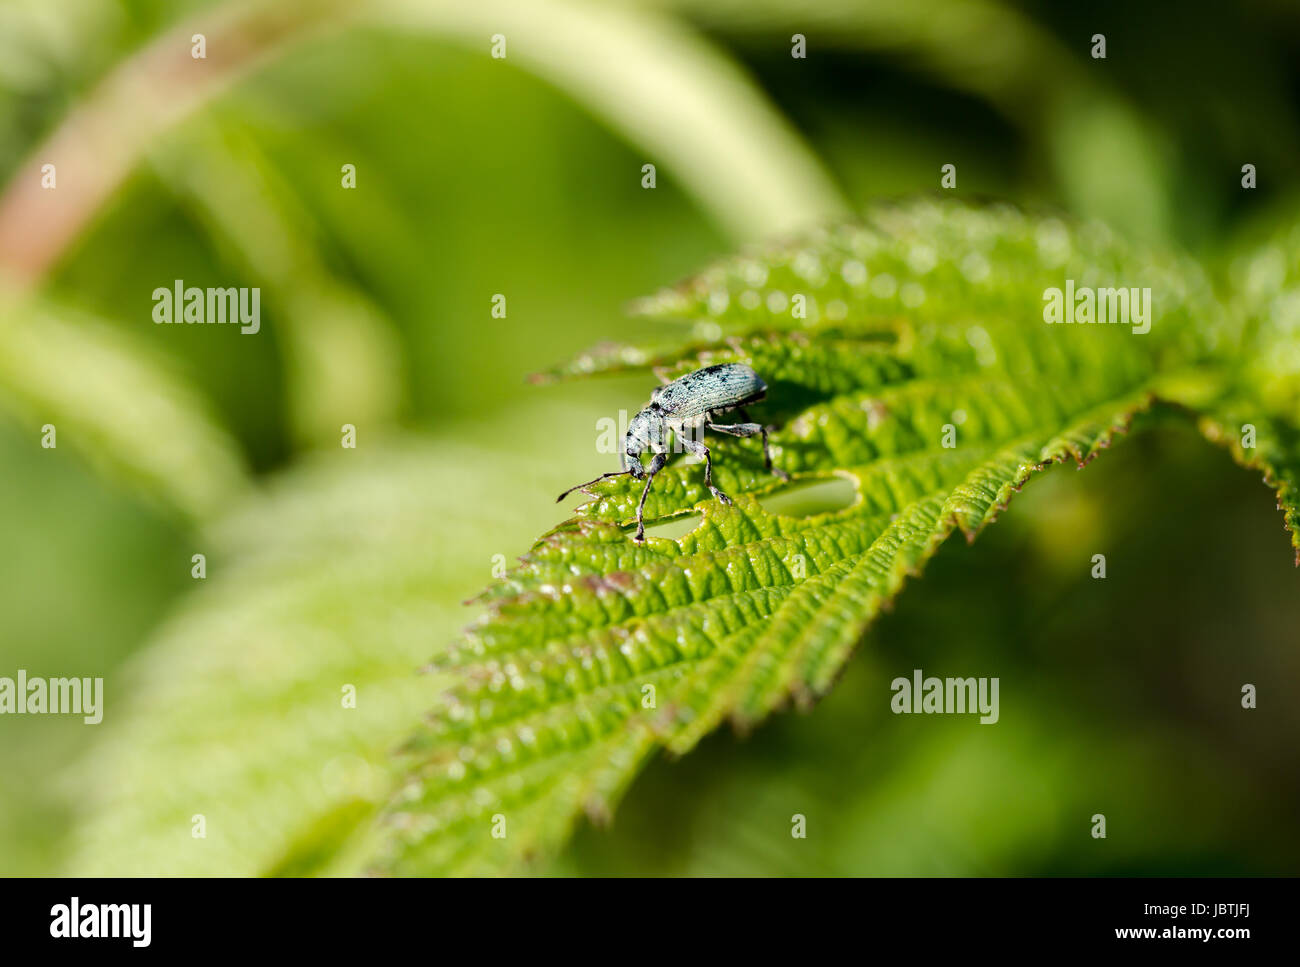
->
[626, 453, 645, 479]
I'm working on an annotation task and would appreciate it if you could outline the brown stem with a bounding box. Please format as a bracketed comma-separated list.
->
[0, 0, 345, 285]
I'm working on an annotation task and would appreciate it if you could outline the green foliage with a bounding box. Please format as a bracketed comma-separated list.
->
[0, 291, 248, 522]
[6, 0, 1296, 880]
[1197, 211, 1300, 560]
[372, 199, 1298, 873]
[66, 429, 562, 875]
[58, 198, 1300, 876]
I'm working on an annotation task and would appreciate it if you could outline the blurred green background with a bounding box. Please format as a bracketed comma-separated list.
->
[1, 0, 1298, 874]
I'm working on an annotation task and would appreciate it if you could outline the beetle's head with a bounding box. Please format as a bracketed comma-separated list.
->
[624, 408, 660, 478]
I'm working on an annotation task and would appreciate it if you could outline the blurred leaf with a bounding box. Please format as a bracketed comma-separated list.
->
[0, 0, 331, 281]
[65, 414, 587, 874]
[0, 291, 248, 521]
[370, 0, 848, 242]
[373, 199, 1248, 873]
[0, 0, 845, 287]
[1198, 401, 1300, 563]
[149, 117, 406, 446]
[1197, 209, 1300, 561]
[656, 0, 1175, 241]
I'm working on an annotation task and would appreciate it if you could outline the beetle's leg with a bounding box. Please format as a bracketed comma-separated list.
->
[633, 453, 667, 543]
[706, 421, 760, 438]
[736, 407, 790, 481]
[762, 427, 790, 480]
[708, 419, 790, 482]
[682, 438, 731, 506]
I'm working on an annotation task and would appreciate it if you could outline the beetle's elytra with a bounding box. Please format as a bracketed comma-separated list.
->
[557, 363, 788, 542]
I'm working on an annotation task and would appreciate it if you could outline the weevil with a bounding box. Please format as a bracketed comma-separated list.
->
[557, 362, 789, 542]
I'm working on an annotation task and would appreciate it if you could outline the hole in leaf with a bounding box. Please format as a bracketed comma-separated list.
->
[642, 512, 704, 540]
[757, 475, 857, 518]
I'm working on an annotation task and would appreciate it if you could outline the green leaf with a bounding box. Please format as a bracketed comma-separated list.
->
[149, 117, 407, 448]
[373, 199, 1240, 874]
[372, 0, 848, 243]
[1196, 212, 1300, 562]
[66, 427, 566, 875]
[0, 291, 248, 522]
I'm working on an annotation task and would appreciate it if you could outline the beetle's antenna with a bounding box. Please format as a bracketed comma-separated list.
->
[556, 471, 631, 502]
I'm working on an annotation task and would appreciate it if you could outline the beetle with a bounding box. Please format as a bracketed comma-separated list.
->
[557, 362, 789, 542]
